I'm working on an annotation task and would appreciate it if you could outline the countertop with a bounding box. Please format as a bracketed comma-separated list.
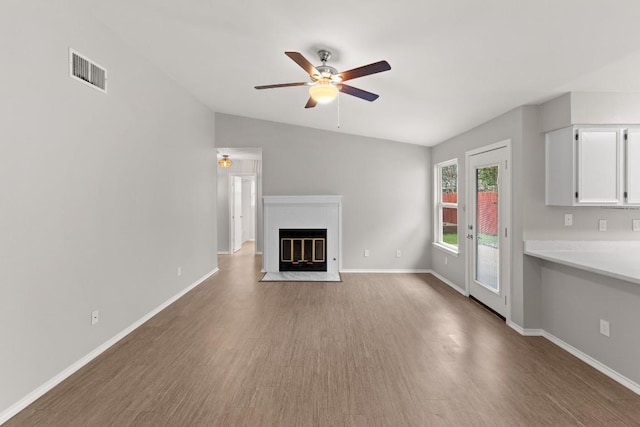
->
[524, 240, 640, 285]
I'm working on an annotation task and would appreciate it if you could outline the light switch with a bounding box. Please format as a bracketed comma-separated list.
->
[633, 220, 640, 232]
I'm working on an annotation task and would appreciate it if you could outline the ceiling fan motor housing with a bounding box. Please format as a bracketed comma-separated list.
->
[315, 65, 339, 80]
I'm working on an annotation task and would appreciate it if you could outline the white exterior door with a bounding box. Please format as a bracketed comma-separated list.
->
[467, 145, 510, 318]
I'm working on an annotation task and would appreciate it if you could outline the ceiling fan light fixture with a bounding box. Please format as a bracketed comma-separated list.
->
[218, 154, 232, 168]
[309, 79, 338, 104]
[255, 50, 391, 108]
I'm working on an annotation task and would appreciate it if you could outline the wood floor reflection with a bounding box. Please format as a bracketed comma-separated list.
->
[7, 242, 640, 426]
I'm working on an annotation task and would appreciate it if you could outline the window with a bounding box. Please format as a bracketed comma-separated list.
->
[434, 159, 458, 253]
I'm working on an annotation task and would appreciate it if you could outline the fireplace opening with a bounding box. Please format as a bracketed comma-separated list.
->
[279, 229, 327, 272]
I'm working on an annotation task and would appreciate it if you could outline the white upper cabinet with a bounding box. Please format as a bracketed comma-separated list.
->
[576, 128, 620, 204]
[627, 130, 640, 204]
[546, 127, 576, 206]
[546, 126, 638, 206]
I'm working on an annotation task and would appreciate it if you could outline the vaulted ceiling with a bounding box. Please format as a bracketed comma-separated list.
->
[82, 0, 640, 146]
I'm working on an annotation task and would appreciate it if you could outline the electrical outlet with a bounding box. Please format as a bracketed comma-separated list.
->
[91, 310, 99, 326]
[444, 256, 448, 265]
[564, 213, 573, 226]
[598, 219, 607, 232]
[396, 249, 402, 258]
[633, 219, 640, 232]
[177, 266, 182, 277]
[600, 319, 610, 337]
[363, 249, 370, 257]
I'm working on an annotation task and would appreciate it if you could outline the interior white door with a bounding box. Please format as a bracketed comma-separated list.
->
[241, 178, 255, 242]
[467, 146, 510, 318]
[232, 176, 243, 252]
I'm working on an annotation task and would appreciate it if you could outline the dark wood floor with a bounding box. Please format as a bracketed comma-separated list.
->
[7, 243, 640, 426]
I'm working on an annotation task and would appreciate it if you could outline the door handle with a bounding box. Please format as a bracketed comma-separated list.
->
[467, 234, 474, 239]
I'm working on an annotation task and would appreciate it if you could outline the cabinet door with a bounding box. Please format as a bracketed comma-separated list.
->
[545, 127, 575, 206]
[577, 129, 621, 204]
[626, 130, 640, 204]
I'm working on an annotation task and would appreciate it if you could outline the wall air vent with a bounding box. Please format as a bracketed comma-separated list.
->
[69, 49, 107, 93]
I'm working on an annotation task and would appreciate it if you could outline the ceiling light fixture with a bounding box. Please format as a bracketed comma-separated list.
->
[218, 154, 232, 168]
[309, 78, 339, 104]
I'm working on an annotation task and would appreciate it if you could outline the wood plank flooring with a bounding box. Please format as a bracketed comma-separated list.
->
[6, 242, 640, 426]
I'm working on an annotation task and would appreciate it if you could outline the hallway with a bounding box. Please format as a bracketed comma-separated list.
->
[6, 245, 640, 426]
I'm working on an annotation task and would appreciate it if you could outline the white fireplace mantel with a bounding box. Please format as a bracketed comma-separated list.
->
[263, 195, 342, 274]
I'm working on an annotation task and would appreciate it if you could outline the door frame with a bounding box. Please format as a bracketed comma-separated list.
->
[464, 140, 512, 321]
[228, 173, 258, 254]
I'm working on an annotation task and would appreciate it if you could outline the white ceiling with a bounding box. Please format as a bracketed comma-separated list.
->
[82, 0, 640, 146]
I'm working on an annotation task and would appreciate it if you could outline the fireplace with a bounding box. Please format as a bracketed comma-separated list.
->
[263, 195, 342, 275]
[279, 229, 327, 272]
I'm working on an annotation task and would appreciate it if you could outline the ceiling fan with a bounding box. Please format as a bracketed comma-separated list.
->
[255, 50, 391, 108]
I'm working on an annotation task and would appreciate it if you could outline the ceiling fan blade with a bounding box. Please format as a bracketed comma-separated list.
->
[285, 51, 319, 77]
[255, 82, 308, 90]
[304, 97, 317, 109]
[339, 84, 379, 102]
[339, 60, 391, 82]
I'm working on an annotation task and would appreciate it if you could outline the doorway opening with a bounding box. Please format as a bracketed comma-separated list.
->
[216, 148, 263, 256]
[231, 175, 256, 253]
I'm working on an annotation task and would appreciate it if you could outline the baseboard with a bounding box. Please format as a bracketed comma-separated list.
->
[507, 320, 543, 336]
[426, 270, 468, 296]
[540, 331, 640, 396]
[340, 269, 432, 274]
[0, 267, 219, 425]
[507, 324, 640, 395]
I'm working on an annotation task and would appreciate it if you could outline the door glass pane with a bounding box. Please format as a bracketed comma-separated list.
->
[475, 165, 499, 291]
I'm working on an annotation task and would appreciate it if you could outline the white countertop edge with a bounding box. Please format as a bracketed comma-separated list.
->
[524, 240, 640, 286]
[525, 240, 640, 252]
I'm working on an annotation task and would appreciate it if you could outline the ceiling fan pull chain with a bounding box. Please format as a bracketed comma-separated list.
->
[337, 93, 341, 129]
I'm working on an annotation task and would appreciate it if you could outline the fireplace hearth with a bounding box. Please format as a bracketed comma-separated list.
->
[279, 229, 327, 272]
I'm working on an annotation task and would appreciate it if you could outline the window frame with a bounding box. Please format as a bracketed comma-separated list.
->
[433, 159, 459, 255]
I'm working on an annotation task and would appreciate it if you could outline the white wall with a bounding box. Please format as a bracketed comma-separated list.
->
[0, 1, 217, 418]
[432, 93, 640, 333]
[215, 113, 431, 271]
[430, 107, 535, 327]
[529, 92, 640, 241]
[432, 92, 640, 390]
[540, 260, 640, 387]
[523, 93, 640, 389]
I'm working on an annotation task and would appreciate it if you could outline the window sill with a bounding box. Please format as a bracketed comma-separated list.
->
[432, 242, 459, 256]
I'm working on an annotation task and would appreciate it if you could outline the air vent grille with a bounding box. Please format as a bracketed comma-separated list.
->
[70, 49, 107, 93]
